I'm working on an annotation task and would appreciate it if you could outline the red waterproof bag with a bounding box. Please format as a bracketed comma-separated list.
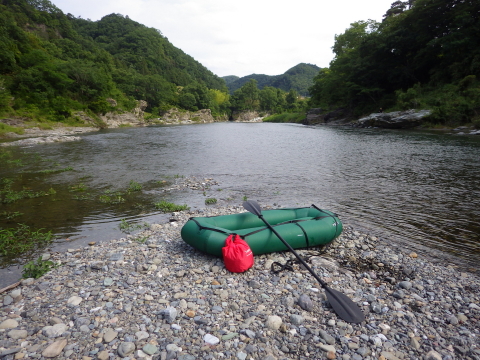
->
[222, 234, 254, 273]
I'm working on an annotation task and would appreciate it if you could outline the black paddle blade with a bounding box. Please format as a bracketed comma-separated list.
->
[243, 200, 262, 216]
[325, 286, 365, 324]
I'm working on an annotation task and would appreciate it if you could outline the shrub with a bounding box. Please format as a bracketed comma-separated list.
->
[154, 201, 189, 212]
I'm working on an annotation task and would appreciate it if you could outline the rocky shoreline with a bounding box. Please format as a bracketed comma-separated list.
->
[1, 205, 479, 360]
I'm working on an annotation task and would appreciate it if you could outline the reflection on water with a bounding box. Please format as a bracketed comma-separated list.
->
[1, 123, 479, 285]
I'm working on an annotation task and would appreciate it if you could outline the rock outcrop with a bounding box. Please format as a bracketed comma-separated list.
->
[151, 108, 224, 125]
[230, 111, 265, 122]
[304, 108, 324, 125]
[100, 112, 146, 128]
[354, 109, 432, 129]
[303, 108, 351, 125]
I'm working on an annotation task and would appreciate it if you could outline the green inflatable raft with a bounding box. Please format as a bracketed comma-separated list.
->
[181, 205, 342, 256]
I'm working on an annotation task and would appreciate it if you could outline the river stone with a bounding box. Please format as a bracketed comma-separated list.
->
[266, 316, 282, 330]
[178, 355, 196, 360]
[297, 294, 314, 311]
[97, 350, 109, 360]
[282, 296, 295, 307]
[0, 348, 21, 357]
[0, 319, 18, 329]
[319, 344, 336, 353]
[42, 339, 67, 358]
[109, 252, 123, 261]
[135, 331, 149, 341]
[44, 323, 68, 338]
[263, 355, 277, 360]
[166, 344, 182, 352]
[244, 329, 256, 339]
[290, 314, 304, 325]
[8, 329, 28, 339]
[79, 324, 90, 332]
[398, 281, 412, 290]
[118, 342, 136, 357]
[160, 307, 178, 323]
[103, 329, 118, 343]
[237, 351, 247, 360]
[74, 317, 90, 327]
[142, 344, 158, 355]
[444, 314, 457, 325]
[319, 330, 336, 345]
[425, 350, 442, 360]
[67, 295, 82, 306]
[3, 295, 13, 306]
[204, 334, 220, 345]
[381, 351, 402, 360]
[222, 332, 238, 340]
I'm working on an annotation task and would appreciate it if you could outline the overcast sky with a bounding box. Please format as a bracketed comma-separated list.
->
[52, 0, 394, 78]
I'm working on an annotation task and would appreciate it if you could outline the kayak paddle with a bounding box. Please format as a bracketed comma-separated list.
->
[243, 200, 365, 324]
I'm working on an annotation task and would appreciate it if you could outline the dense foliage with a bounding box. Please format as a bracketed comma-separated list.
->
[0, 0, 229, 124]
[309, 0, 480, 126]
[224, 63, 320, 97]
[229, 79, 309, 115]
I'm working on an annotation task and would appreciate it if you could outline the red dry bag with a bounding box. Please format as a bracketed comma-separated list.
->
[222, 234, 254, 273]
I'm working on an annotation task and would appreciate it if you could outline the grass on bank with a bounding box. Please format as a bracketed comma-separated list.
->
[154, 200, 189, 212]
[263, 113, 306, 123]
[0, 224, 54, 258]
[0, 123, 25, 137]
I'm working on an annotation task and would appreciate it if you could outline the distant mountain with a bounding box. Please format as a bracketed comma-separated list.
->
[222, 76, 240, 87]
[223, 63, 320, 96]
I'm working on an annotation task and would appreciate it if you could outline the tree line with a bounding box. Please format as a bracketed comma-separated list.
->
[308, 0, 480, 126]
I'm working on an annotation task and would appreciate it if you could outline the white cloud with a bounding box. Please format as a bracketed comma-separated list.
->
[53, 0, 394, 77]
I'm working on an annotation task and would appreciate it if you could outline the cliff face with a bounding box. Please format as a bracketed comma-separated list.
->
[230, 111, 265, 122]
[152, 108, 226, 125]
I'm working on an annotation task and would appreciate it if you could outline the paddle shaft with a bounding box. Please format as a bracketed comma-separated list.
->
[257, 214, 328, 288]
[242, 201, 365, 323]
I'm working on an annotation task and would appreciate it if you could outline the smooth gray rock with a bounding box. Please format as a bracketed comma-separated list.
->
[118, 342, 136, 357]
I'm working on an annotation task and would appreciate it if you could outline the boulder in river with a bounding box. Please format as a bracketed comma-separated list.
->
[355, 109, 432, 129]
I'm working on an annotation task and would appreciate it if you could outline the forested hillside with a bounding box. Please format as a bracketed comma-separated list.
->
[309, 0, 480, 126]
[224, 63, 320, 97]
[0, 0, 229, 128]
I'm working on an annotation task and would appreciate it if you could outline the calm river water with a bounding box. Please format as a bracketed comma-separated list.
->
[1, 122, 479, 286]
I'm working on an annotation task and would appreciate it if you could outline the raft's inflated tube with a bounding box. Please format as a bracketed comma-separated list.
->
[180, 206, 343, 256]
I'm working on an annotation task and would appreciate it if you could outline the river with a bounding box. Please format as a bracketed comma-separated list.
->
[1, 122, 479, 287]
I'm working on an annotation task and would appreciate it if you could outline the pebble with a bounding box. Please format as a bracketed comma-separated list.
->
[0, 204, 478, 360]
[0, 319, 18, 329]
[266, 315, 282, 330]
[41, 339, 67, 358]
[297, 293, 314, 311]
[117, 342, 136, 357]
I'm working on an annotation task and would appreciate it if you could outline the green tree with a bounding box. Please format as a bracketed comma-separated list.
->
[231, 79, 260, 111]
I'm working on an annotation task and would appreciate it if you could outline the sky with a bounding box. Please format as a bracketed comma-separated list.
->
[52, 0, 395, 78]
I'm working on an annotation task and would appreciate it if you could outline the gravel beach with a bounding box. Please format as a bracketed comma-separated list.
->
[1, 205, 479, 360]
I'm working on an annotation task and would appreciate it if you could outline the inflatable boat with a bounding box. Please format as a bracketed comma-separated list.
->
[181, 205, 342, 256]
